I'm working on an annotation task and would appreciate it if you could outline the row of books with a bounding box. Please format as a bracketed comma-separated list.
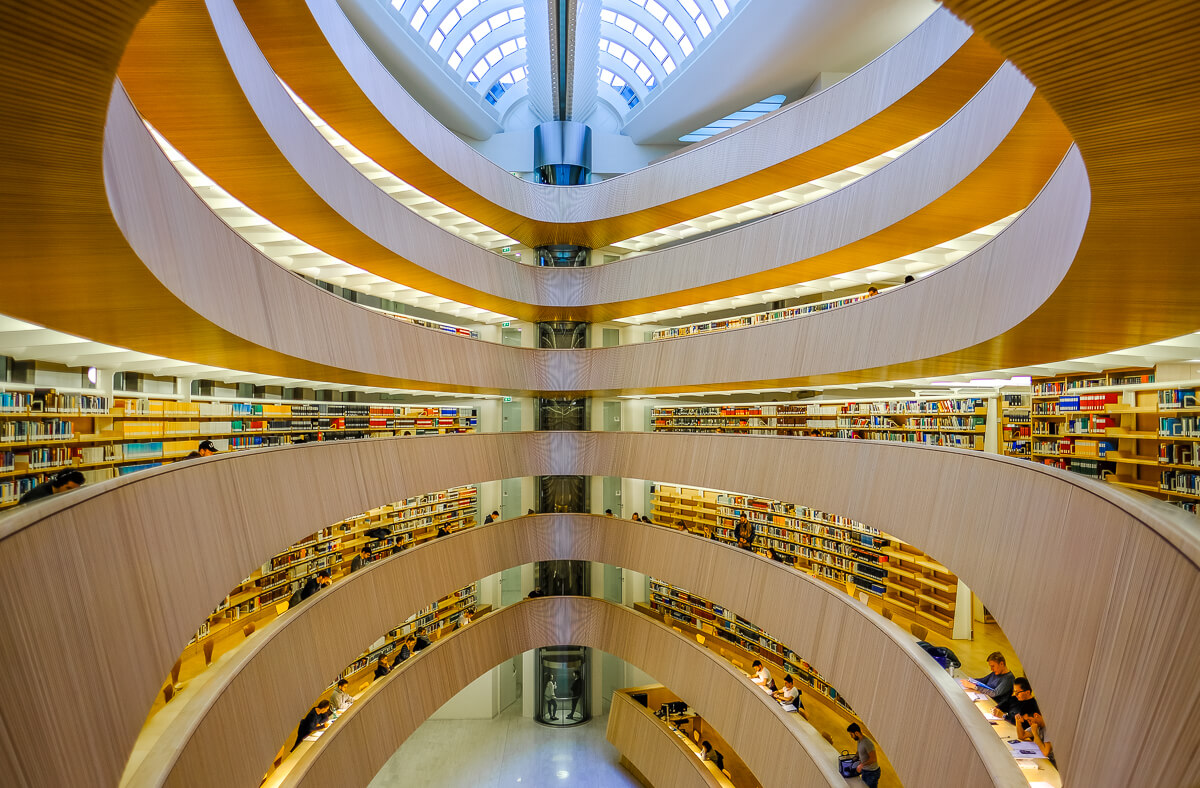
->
[835, 430, 983, 449]
[836, 398, 984, 414]
[1158, 388, 1196, 409]
[1160, 416, 1200, 438]
[1161, 471, 1200, 497]
[650, 296, 866, 341]
[0, 419, 74, 443]
[1058, 392, 1120, 412]
[1159, 443, 1198, 466]
[1065, 415, 1117, 434]
[0, 392, 110, 414]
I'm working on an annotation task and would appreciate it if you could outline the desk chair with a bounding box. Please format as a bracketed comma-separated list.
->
[695, 633, 705, 646]
[162, 683, 175, 704]
[358, 680, 370, 695]
[202, 639, 215, 667]
[910, 623, 928, 641]
[242, 622, 256, 638]
[882, 608, 894, 621]
[859, 592, 870, 605]
[170, 657, 183, 687]
[822, 731, 834, 746]
[721, 769, 732, 779]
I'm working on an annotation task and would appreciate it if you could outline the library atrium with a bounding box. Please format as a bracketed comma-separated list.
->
[1, 1, 1198, 787]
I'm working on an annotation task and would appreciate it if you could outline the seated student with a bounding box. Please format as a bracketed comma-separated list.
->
[436, 523, 450, 537]
[991, 677, 1033, 723]
[631, 512, 640, 521]
[960, 651, 1015, 706]
[455, 609, 474, 630]
[414, 629, 431, 651]
[772, 674, 803, 711]
[350, 546, 371, 573]
[527, 586, 545, 598]
[329, 678, 353, 712]
[18, 469, 85, 505]
[183, 439, 219, 460]
[526, 509, 535, 515]
[397, 635, 416, 662]
[641, 515, 652, 523]
[750, 660, 776, 691]
[865, 286, 879, 297]
[1015, 700, 1054, 763]
[373, 655, 393, 680]
[300, 571, 332, 602]
[698, 740, 713, 761]
[292, 700, 332, 751]
[604, 509, 613, 516]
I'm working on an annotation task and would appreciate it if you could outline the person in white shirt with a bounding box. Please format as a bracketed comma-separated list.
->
[750, 660, 775, 691]
[329, 678, 352, 712]
[772, 674, 803, 711]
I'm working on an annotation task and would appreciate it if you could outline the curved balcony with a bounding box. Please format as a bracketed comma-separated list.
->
[123, 2, 998, 249]
[124, 515, 1012, 788]
[1, 432, 1195, 787]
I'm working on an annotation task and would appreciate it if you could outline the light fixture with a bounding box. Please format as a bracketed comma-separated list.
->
[86, 367, 99, 385]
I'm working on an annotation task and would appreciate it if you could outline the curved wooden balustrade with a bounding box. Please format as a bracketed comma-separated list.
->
[284, 598, 827, 787]
[125, 514, 1013, 788]
[607, 689, 724, 788]
[105, 61, 1086, 395]
[2, 432, 1196, 786]
[118, 0, 1051, 323]
[130, 2, 997, 249]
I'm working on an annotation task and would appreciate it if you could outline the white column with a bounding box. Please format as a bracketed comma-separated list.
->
[953, 580, 974, 640]
[984, 395, 1000, 454]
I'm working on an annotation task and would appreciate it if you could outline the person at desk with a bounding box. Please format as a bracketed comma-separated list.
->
[735, 514, 754, 551]
[750, 660, 776, 691]
[847, 723, 881, 787]
[329, 678, 353, 712]
[527, 586, 545, 599]
[373, 655, 393, 680]
[699, 740, 713, 761]
[183, 439, 218, 460]
[455, 608, 474, 630]
[397, 635, 417, 662]
[292, 700, 332, 751]
[18, 469, 85, 505]
[991, 676, 1032, 723]
[350, 546, 371, 573]
[436, 523, 450, 537]
[1015, 700, 1054, 764]
[414, 629, 431, 651]
[960, 651, 1015, 706]
[772, 674, 803, 711]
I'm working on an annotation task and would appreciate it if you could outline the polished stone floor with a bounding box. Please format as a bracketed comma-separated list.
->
[369, 703, 641, 788]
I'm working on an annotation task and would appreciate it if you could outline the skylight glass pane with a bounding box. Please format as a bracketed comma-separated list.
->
[680, 0, 700, 17]
[635, 62, 651, 82]
[472, 61, 488, 79]
[663, 57, 675, 73]
[649, 39, 667, 61]
[600, 9, 617, 23]
[615, 14, 636, 33]
[456, 0, 479, 14]
[422, 0, 437, 10]
[500, 38, 518, 56]
[646, 0, 667, 22]
[509, 6, 524, 19]
[679, 36, 693, 55]
[697, 16, 711, 36]
[608, 41, 625, 58]
[677, 94, 786, 143]
[411, 7, 427, 29]
[622, 50, 639, 69]
[664, 17, 683, 39]
[455, 37, 473, 56]
[472, 22, 490, 40]
[612, 74, 626, 87]
[599, 68, 615, 84]
[431, 30, 445, 50]
[714, 0, 730, 16]
[448, 52, 462, 69]
[517, 35, 526, 47]
[490, 11, 509, 27]
[439, 10, 459, 33]
[485, 47, 502, 66]
[634, 25, 653, 45]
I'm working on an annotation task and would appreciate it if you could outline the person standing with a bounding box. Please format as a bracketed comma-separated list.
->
[847, 723, 881, 787]
[735, 514, 755, 551]
[544, 675, 558, 721]
[568, 671, 584, 719]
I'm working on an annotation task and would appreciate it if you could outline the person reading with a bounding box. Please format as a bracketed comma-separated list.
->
[18, 469, 85, 505]
[292, 700, 331, 751]
[960, 651, 1015, 706]
[772, 674, 803, 711]
[750, 660, 775, 691]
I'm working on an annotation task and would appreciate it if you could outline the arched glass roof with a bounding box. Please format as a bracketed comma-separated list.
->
[679, 94, 786, 142]
[389, 0, 741, 116]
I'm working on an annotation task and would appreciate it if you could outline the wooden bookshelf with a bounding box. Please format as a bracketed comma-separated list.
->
[1001, 391, 1032, 459]
[645, 580, 857, 716]
[1031, 369, 1197, 516]
[191, 486, 478, 649]
[652, 396, 989, 451]
[650, 484, 964, 637]
[0, 388, 476, 507]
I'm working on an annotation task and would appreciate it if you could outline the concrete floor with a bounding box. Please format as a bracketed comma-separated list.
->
[369, 702, 642, 788]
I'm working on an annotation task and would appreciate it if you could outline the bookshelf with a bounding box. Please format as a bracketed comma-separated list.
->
[649, 293, 867, 341]
[652, 396, 989, 451]
[646, 579, 857, 716]
[1031, 368, 1198, 515]
[190, 486, 479, 648]
[650, 484, 965, 637]
[0, 388, 476, 507]
[1000, 392, 1032, 459]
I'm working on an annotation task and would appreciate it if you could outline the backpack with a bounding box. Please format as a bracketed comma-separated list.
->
[838, 750, 859, 778]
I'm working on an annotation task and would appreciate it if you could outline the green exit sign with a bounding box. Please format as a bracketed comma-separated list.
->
[502, 321, 511, 327]
[503, 397, 513, 402]
[501, 246, 512, 253]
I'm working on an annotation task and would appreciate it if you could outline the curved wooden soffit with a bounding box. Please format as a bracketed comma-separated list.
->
[126, 514, 1015, 788]
[286, 597, 838, 788]
[129, 1, 999, 249]
[122, 0, 1047, 323]
[606, 689, 723, 788]
[104, 68, 1087, 395]
[1, 432, 1195, 787]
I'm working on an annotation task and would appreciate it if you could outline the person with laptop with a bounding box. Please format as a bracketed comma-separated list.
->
[959, 651, 1015, 706]
[772, 674, 803, 711]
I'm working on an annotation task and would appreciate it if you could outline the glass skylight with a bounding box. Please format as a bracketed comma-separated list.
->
[678, 94, 786, 142]
[389, 0, 740, 115]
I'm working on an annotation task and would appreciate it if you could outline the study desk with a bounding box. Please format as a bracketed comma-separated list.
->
[956, 680, 1061, 787]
